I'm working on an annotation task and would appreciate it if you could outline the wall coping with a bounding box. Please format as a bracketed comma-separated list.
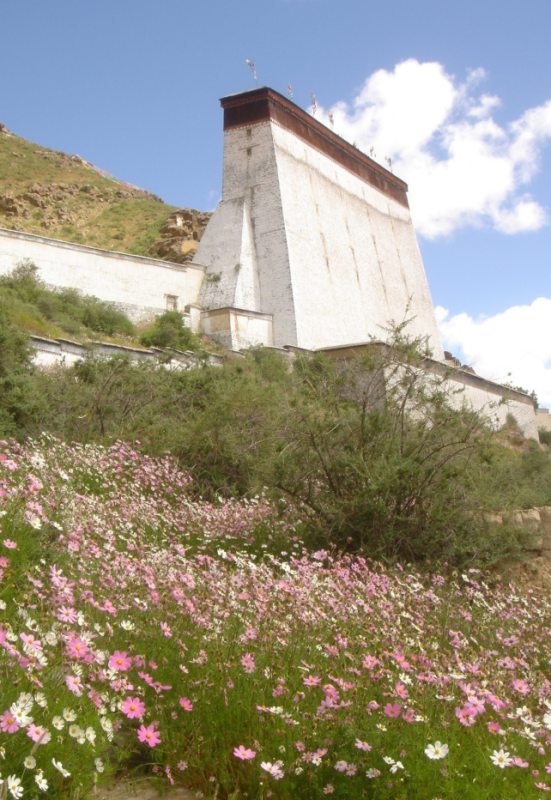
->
[0, 226, 205, 275]
[201, 306, 273, 322]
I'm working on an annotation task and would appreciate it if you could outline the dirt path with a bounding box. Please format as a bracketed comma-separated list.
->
[96, 781, 197, 799]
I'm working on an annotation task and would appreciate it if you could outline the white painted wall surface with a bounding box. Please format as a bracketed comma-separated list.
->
[0, 228, 204, 322]
[446, 376, 538, 439]
[271, 124, 444, 357]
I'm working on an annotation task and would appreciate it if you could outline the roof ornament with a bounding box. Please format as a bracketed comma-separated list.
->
[245, 59, 258, 84]
[310, 93, 318, 116]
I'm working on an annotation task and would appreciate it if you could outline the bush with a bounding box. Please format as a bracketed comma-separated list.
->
[0, 307, 43, 435]
[0, 260, 136, 339]
[139, 310, 199, 351]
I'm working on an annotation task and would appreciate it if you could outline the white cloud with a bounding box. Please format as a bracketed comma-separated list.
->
[436, 298, 551, 407]
[317, 60, 551, 238]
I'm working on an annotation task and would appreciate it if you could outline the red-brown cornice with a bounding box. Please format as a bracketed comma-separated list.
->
[220, 87, 409, 208]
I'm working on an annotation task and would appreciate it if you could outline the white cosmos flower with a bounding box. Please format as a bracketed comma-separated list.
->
[68, 724, 83, 739]
[95, 758, 105, 773]
[62, 708, 76, 722]
[10, 707, 32, 727]
[35, 771, 48, 791]
[490, 749, 512, 768]
[52, 758, 71, 777]
[24, 755, 36, 769]
[52, 716, 65, 730]
[85, 727, 96, 745]
[544, 712, 551, 730]
[7, 775, 24, 798]
[425, 741, 449, 760]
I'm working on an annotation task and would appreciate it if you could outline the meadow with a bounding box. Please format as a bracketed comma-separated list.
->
[0, 436, 549, 799]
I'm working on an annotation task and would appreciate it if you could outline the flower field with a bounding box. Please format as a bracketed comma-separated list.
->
[0, 437, 550, 799]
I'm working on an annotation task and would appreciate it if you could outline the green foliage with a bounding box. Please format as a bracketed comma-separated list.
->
[0, 260, 136, 339]
[6, 322, 551, 566]
[539, 427, 551, 446]
[0, 308, 43, 435]
[139, 310, 200, 351]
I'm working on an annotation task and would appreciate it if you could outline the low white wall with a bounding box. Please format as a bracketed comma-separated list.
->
[0, 227, 204, 322]
[29, 335, 224, 370]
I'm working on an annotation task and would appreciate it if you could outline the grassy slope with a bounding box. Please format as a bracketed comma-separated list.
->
[0, 132, 178, 256]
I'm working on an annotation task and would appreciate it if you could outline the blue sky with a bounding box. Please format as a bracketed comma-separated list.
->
[1, 0, 550, 405]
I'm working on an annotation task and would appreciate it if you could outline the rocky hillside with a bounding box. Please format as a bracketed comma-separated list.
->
[0, 123, 210, 262]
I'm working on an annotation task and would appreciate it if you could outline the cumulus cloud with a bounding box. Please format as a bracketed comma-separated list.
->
[436, 298, 551, 406]
[317, 60, 551, 238]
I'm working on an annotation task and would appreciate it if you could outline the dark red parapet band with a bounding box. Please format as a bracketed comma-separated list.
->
[221, 87, 409, 208]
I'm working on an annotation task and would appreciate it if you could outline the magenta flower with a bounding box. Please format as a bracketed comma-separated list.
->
[178, 697, 193, 712]
[109, 650, 132, 671]
[354, 739, 372, 751]
[137, 723, 161, 748]
[121, 697, 145, 719]
[2, 539, 16, 549]
[26, 724, 51, 744]
[0, 711, 19, 733]
[384, 702, 402, 718]
[233, 745, 256, 760]
[67, 638, 88, 660]
[241, 652, 256, 673]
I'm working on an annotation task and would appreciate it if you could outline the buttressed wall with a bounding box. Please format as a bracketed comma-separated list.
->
[195, 87, 444, 358]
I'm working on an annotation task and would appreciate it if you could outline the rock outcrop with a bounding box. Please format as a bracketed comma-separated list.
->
[150, 208, 211, 264]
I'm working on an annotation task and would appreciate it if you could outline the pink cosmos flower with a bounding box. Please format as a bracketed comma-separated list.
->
[121, 697, 145, 719]
[67, 638, 88, 660]
[384, 703, 402, 718]
[261, 761, 284, 779]
[354, 739, 372, 751]
[455, 705, 476, 727]
[65, 674, 83, 696]
[395, 681, 409, 699]
[303, 675, 322, 687]
[241, 653, 256, 673]
[26, 724, 51, 744]
[233, 745, 256, 760]
[487, 721, 502, 734]
[137, 723, 161, 748]
[512, 679, 530, 696]
[0, 710, 19, 733]
[109, 650, 132, 671]
[178, 697, 193, 712]
[2, 539, 16, 549]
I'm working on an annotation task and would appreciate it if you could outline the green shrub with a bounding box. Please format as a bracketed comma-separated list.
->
[0, 260, 136, 339]
[139, 310, 199, 351]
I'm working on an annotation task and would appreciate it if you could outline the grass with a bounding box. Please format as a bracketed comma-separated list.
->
[0, 133, 178, 256]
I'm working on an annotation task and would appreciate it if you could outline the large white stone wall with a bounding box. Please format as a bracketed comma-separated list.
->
[0, 228, 204, 322]
[195, 117, 444, 357]
[272, 124, 444, 357]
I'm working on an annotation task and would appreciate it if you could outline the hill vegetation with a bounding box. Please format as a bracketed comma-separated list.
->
[0, 127, 208, 259]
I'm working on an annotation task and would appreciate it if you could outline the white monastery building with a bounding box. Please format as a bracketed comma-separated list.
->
[0, 87, 538, 437]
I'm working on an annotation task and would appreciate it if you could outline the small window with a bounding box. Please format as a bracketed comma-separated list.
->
[165, 294, 178, 311]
